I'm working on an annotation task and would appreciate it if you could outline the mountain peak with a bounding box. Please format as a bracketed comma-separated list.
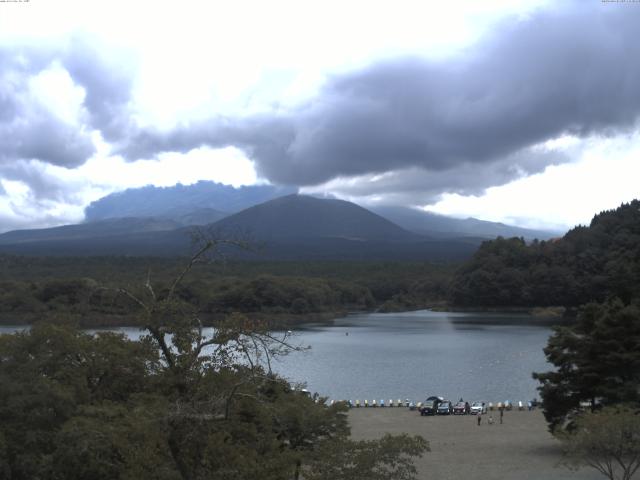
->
[212, 194, 420, 243]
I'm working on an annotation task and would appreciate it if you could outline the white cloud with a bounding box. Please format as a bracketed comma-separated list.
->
[425, 133, 640, 230]
[27, 61, 85, 124]
[78, 146, 258, 191]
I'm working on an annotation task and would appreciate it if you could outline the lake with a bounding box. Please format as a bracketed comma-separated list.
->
[0, 310, 556, 404]
[270, 310, 554, 404]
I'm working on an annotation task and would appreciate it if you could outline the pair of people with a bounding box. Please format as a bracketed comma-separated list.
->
[477, 411, 502, 425]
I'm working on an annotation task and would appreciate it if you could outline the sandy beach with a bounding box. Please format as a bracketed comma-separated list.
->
[348, 408, 602, 480]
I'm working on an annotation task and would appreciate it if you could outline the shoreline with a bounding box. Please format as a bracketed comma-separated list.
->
[0, 305, 571, 329]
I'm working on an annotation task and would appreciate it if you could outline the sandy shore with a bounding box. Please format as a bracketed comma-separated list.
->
[348, 408, 601, 480]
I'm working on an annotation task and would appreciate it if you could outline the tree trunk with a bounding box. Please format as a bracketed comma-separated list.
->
[168, 432, 192, 480]
[294, 459, 301, 480]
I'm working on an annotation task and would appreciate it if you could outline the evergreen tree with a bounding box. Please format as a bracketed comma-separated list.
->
[533, 300, 640, 431]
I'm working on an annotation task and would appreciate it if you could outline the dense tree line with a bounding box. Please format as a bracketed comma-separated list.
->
[0, 259, 453, 326]
[450, 201, 640, 308]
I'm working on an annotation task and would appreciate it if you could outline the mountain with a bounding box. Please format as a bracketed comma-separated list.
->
[371, 206, 559, 240]
[212, 194, 420, 242]
[205, 194, 482, 260]
[0, 194, 480, 260]
[84, 181, 296, 222]
[84, 181, 560, 241]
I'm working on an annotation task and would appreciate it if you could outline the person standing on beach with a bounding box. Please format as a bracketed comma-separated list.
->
[477, 414, 482, 426]
[500, 408, 504, 424]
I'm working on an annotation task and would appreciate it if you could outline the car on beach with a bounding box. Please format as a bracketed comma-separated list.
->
[437, 401, 453, 415]
[453, 401, 470, 415]
[470, 402, 487, 414]
[420, 396, 443, 416]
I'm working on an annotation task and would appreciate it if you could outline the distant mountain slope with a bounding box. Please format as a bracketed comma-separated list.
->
[371, 206, 559, 240]
[211, 194, 421, 242]
[0, 217, 181, 245]
[0, 194, 481, 260]
[84, 181, 296, 222]
[0, 227, 480, 260]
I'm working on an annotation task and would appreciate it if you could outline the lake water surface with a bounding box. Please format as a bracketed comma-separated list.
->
[270, 310, 554, 404]
[0, 310, 555, 404]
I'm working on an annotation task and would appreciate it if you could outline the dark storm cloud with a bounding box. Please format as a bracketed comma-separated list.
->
[122, 2, 640, 191]
[0, 38, 135, 171]
[304, 146, 573, 207]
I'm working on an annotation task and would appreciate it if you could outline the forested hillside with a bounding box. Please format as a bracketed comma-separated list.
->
[449, 201, 640, 307]
[0, 257, 453, 326]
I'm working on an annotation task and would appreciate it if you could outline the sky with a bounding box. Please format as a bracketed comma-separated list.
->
[0, 0, 639, 233]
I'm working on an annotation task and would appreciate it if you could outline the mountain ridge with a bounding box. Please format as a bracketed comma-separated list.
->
[370, 205, 558, 240]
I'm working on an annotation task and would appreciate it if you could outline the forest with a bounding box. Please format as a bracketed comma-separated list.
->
[449, 200, 640, 309]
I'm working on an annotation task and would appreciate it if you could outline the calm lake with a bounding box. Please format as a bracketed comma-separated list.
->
[272, 310, 554, 404]
[0, 310, 555, 404]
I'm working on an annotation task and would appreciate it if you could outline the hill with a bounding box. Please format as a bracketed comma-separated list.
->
[212, 194, 421, 242]
[449, 200, 640, 307]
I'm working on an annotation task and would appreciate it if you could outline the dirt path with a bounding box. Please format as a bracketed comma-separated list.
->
[348, 408, 601, 480]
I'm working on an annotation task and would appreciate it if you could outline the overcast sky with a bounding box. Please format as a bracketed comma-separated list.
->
[1, 0, 639, 233]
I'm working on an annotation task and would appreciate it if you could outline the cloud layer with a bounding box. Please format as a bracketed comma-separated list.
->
[121, 2, 640, 198]
[1, 1, 640, 232]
